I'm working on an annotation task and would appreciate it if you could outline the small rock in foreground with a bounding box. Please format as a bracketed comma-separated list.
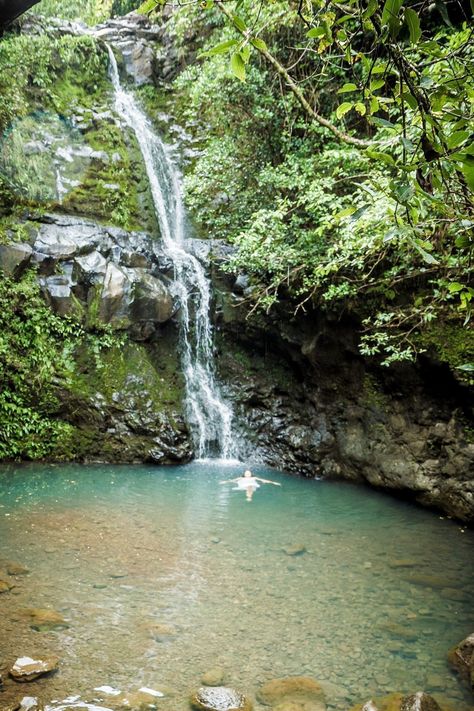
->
[448, 632, 474, 691]
[400, 692, 441, 711]
[190, 686, 252, 711]
[10, 656, 59, 682]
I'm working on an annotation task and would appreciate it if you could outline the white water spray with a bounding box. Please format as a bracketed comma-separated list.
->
[106, 46, 236, 460]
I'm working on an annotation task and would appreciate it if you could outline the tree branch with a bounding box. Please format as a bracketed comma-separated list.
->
[214, 0, 370, 149]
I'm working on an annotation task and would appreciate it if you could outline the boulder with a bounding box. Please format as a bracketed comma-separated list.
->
[448, 632, 474, 690]
[98, 262, 131, 326]
[257, 677, 325, 708]
[190, 686, 252, 711]
[9, 656, 59, 682]
[130, 271, 174, 324]
[0, 243, 32, 277]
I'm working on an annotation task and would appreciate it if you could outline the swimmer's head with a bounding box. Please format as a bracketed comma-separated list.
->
[244, 469, 252, 477]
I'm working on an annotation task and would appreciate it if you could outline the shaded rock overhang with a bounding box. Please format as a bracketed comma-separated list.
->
[0, 0, 41, 30]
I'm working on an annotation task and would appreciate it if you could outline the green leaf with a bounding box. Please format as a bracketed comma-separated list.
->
[251, 38, 267, 51]
[306, 27, 326, 38]
[232, 14, 247, 32]
[137, 0, 159, 14]
[460, 163, 474, 192]
[456, 363, 474, 372]
[369, 97, 379, 114]
[198, 39, 239, 58]
[370, 78, 385, 91]
[355, 103, 366, 115]
[435, 0, 452, 26]
[334, 206, 357, 220]
[230, 52, 246, 82]
[448, 282, 465, 292]
[363, 0, 378, 19]
[412, 239, 439, 265]
[366, 149, 396, 166]
[381, 0, 403, 35]
[447, 131, 470, 150]
[336, 102, 353, 119]
[240, 44, 251, 63]
[405, 8, 421, 44]
[337, 83, 358, 94]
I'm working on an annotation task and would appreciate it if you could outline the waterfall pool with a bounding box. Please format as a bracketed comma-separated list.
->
[0, 462, 472, 710]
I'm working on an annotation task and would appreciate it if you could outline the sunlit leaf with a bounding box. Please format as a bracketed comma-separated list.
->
[251, 38, 267, 51]
[232, 14, 247, 32]
[336, 102, 353, 119]
[198, 39, 239, 58]
[137, 0, 159, 14]
[230, 52, 246, 82]
[366, 149, 396, 166]
[405, 8, 421, 44]
[306, 27, 326, 38]
[337, 83, 358, 94]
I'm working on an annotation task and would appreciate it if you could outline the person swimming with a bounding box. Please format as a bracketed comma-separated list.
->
[220, 469, 281, 501]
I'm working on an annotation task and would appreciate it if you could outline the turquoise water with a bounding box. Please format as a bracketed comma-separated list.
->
[0, 462, 473, 710]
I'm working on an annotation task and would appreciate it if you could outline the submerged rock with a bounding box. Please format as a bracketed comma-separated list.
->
[0, 579, 14, 593]
[108, 688, 165, 710]
[190, 686, 252, 711]
[448, 632, 474, 691]
[6, 562, 30, 576]
[257, 677, 325, 708]
[283, 544, 307, 557]
[201, 668, 226, 687]
[25, 608, 69, 632]
[9, 656, 59, 682]
[147, 622, 177, 642]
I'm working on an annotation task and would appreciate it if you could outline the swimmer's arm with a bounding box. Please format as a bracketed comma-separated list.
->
[219, 478, 239, 484]
[255, 477, 282, 485]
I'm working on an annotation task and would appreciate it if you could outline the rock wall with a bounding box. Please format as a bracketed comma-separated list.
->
[212, 265, 474, 523]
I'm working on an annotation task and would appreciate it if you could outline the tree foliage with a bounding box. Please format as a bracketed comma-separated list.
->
[143, 0, 473, 371]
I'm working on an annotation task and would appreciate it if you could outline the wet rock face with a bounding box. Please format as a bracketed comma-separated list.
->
[11, 213, 178, 341]
[190, 687, 252, 711]
[93, 12, 179, 85]
[214, 275, 474, 522]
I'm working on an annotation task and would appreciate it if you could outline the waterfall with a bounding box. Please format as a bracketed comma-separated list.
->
[106, 46, 236, 461]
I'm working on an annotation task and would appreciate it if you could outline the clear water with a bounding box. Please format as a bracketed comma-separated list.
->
[0, 463, 473, 710]
[106, 46, 235, 459]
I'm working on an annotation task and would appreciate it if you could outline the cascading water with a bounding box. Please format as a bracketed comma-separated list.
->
[106, 45, 236, 460]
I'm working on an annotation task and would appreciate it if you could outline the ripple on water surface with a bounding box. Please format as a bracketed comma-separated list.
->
[0, 462, 473, 710]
